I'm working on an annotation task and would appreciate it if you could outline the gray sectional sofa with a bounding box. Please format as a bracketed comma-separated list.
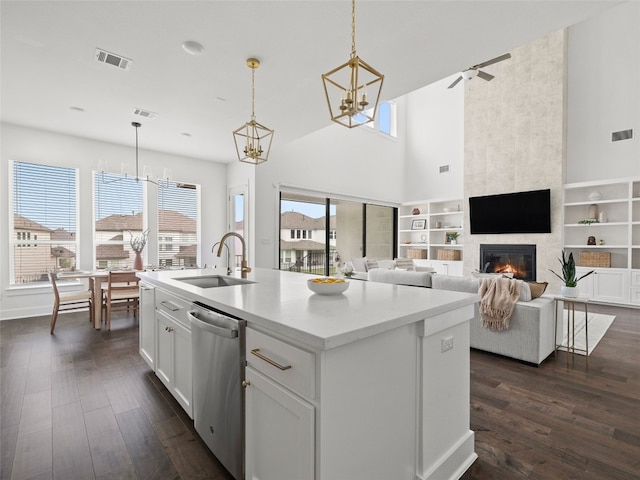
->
[367, 269, 556, 365]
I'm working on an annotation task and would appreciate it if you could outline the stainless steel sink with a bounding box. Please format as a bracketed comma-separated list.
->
[176, 275, 255, 288]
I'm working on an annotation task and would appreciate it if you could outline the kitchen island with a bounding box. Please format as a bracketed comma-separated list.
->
[138, 268, 480, 480]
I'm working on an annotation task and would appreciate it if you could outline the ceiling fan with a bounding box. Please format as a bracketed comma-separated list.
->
[447, 53, 511, 89]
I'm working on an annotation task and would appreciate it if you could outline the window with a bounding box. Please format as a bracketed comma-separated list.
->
[279, 191, 396, 276]
[94, 173, 144, 270]
[362, 101, 397, 137]
[11, 161, 78, 284]
[158, 182, 199, 268]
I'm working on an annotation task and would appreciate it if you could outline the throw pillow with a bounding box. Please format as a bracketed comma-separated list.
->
[527, 281, 548, 299]
[394, 258, 415, 271]
[351, 257, 367, 272]
[366, 258, 379, 270]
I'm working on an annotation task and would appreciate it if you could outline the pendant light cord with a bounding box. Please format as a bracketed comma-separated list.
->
[350, 0, 356, 59]
[251, 65, 256, 120]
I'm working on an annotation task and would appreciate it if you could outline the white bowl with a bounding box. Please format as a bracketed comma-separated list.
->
[307, 278, 350, 295]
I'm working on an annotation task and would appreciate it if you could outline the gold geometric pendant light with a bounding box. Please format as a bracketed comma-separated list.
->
[321, 0, 384, 128]
[233, 58, 274, 165]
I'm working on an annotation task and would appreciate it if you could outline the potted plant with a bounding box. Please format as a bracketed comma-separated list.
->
[448, 232, 460, 245]
[129, 229, 148, 270]
[549, 251, 593, 297]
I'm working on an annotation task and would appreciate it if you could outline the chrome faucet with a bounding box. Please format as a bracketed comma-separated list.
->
[212, 242, 232, 275]
[216, 232, 251, 279]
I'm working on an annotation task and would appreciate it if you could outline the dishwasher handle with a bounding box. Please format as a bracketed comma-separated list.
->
[188, 310, 239, 339]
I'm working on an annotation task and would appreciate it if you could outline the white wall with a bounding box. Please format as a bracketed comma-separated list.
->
[0, 123, 227, 320]
[566, 1, 640, 183]
[253, 100, 407, 268]
[404, 75, 464, 201]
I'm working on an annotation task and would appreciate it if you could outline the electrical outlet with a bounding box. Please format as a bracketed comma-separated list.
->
[441, 336, 454, 352]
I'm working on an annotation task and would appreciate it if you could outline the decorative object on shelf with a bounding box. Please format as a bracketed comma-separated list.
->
[129, 229, 148, 271]
[598, 211, 607, 223]
[233, 58, 274, 165]
[321, 0, 384, 129]
[578, 219, 599, 225]
[443, 207, 450, 212]
[587, 236, 596, 245]
[99, 122, 171, 188]
[578, 251, 611, 268]
[588, 204, 599, 220]
[445, 232, 459, 244]
[412, 207, 420, 215]
[437, 249, 461, 261]
[599, 239, 605, 246]
[407, 249, 427, 259]
[420, 234, 427, 243]
[435, 221, 442, 229]
[550, 251, 594, 298]
[411, 219, 426, 230]
[588, 191, 603, 201]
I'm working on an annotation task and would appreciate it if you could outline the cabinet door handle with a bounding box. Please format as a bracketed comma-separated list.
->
[165, 326, 174, 333]
[250, 348, 292, 370]
[160, 300, 181, 311]
[242, 380, 250, 388]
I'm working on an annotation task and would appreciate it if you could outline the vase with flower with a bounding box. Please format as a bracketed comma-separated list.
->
[129, 230, 148, 271]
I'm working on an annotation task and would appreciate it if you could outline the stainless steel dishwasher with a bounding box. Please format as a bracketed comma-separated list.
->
[189, 302, 245, 480]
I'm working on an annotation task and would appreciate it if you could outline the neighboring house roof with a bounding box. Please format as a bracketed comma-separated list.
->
[96, 210, 196, 233]
[95, 213, 143, 231]
[280, 211, 336, 229]
[13, 213, 52, 233]
[96, 244, 129, 260]
[158, 210, 197, 233]
[51, 246, 75, 258]
[175, 244, 196, 258]
[51, 228, 75, 241]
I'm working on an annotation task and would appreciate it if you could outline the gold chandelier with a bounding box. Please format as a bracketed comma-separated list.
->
[322, 0, 384, 128]
[233, 58, 274, 165]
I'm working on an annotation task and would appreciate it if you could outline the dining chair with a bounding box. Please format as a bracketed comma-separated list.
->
[103, 271, 140, 330]
[48, 272, 94, 334]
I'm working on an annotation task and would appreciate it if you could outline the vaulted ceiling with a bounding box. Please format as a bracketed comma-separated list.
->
[1, 1, 621, 163]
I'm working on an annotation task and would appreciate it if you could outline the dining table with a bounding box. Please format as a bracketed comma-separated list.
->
[57, 270, 110, 329]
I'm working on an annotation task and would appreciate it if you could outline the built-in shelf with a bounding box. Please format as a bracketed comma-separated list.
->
[564, 177, 640, 305]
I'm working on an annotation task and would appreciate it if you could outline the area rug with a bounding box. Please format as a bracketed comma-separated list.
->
[557, 311, 615, 356]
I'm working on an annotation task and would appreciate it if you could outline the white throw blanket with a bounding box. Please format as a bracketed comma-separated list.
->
[478, 277, 522, 330]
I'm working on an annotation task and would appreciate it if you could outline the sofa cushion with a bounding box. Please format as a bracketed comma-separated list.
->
[368, 268, 433, 288]
[394, 258, 415, 271]
[366, 258, 379, 270]
[432, 275, 532, 301]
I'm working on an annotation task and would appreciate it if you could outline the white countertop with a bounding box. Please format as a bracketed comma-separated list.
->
[138, 268, 479, 351]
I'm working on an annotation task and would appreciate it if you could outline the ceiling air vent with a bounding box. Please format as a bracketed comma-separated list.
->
[439, 165, 450, 174]
[611, 129, 633, 142]
[133, 108, 158, 119]
[95, 48, 132, 70]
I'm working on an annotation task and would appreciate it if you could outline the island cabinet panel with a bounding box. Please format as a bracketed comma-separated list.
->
[245, 367, 314, 480]
[139, 282, 156, 369]
[154, 288, 193, 418]
[245, 328, 316, 480]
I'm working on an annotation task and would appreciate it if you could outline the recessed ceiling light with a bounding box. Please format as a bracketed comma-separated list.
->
[182, 41, 204, 55]
[70, 106, 85, 112]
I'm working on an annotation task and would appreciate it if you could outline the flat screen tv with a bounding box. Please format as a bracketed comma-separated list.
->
[469, 189, 551, 234]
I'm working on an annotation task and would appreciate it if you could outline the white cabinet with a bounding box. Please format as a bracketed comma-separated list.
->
[154, 288, 193, 418]
[245, 367, 315, 480]
[564, 177, 640, 305]
[244, 328, 314, 480]
[398, 198, 463, 276]
[576, 267, 630, 304]
[138, 282, 155, 369]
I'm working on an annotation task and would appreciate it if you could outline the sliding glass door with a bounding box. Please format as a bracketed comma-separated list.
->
[279, 191, 395, 276]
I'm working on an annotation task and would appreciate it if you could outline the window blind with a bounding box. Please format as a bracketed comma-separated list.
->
[94, 172, 144, 270]
[11, 161, 78, 284]
[157, 181, 199, 268]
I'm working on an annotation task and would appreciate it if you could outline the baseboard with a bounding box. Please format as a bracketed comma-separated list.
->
[416, 430, 476, 480]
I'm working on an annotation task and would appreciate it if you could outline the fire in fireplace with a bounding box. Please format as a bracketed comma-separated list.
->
[479, 244, 536, 282]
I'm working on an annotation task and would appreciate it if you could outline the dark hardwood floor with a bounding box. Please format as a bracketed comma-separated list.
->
[1, 304, 638, 479]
